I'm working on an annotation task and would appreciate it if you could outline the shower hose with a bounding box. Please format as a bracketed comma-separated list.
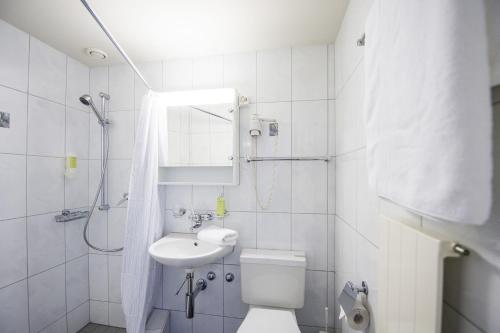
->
[83, 124, 124, 253]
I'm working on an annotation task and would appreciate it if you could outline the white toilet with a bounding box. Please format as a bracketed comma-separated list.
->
[237, 248, 307, 333]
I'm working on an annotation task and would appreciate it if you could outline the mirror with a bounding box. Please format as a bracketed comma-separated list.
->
[160, 104, 234, 166]
[158, 88, 240, 185]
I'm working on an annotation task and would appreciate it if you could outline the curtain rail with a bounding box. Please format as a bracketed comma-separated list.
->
[80, 0, 152, 90]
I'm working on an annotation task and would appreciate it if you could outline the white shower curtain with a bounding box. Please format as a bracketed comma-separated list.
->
[121, 91, 165, 333]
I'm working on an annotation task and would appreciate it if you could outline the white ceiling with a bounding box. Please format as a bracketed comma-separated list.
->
[0, 0, 348, 66]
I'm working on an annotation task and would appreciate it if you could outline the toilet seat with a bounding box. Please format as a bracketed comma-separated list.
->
[237, 306, 301, 333]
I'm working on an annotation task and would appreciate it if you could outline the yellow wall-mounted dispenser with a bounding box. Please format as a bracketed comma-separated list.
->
[216, 194, 226, 218]
[65, 155, 77, 178]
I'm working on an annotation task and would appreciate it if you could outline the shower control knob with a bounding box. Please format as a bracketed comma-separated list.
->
[225, 273, 234, 282]
[207, 272, 216, 281]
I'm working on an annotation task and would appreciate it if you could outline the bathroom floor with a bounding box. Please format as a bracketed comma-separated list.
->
[78, 323, 126, 333]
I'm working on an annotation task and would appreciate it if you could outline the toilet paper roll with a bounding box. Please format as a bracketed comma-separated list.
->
[346, 293, 370, 331]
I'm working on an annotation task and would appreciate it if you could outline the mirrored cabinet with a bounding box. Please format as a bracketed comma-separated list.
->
[158, 88, 240, 185]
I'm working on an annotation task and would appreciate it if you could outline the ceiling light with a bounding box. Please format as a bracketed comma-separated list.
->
[85, 48, 107, 60]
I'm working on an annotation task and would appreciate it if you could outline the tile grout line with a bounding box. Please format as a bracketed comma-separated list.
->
[25, 33, 31, 333]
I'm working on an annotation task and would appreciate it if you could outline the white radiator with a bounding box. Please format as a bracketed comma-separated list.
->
[378, 215, 462, 333]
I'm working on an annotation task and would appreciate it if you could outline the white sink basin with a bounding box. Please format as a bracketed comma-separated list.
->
[148, 233, 234, 269]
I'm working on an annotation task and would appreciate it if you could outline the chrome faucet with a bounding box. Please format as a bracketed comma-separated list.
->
[189, 210, 214, 230]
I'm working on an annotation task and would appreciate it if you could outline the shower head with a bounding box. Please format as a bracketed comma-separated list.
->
[79, 94, 105, 124]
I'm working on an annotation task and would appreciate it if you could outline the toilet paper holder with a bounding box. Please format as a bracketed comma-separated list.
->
[338, 281, 369, 314]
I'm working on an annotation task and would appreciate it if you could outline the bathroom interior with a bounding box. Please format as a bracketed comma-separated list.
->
[0, 0, 499, 333]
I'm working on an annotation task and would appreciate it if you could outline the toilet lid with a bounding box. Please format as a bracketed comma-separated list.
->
[237, 306, 301, 333]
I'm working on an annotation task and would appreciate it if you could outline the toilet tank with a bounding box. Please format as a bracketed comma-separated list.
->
[240, 248, 306, 309]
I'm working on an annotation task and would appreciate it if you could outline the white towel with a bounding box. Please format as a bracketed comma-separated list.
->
[197, 225, 239, 246]
[364, 0, 492, 224]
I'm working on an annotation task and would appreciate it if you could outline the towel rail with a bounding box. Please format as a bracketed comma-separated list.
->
[245, 156, 330, 162]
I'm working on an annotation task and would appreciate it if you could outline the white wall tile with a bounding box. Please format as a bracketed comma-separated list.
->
[29, 37, 66, 104]
[27, 213, 65, 276]
[334, 217, 357, 275]
[194, 313, 223, 333]
[223, 212, 256, 265]
[90, 66, 108, 105]
[89, 254, 108, 301]
[223, 317, 243, 333]
[108, 255, 122, 303]
[66, 58, 89, 111]
[27, 156, 64, 215]
[164, 58, 193, 91]
[296, 270, 328, 327]
[28, 265, 66, 333]
[328, 100, 336, 156]
[108, 208, 127, 251]
[326, 272, 337, 329]
[65, 218, 88, 261]
[165, 185, 193, 210]
[223, 52, 257, 103]
[164, 211, 193, 234]
[66, 255, 89, 311]
[256, 161, 291, 212]
[135, 62, 163, 109]
[223, 265, 247, 318]
[328, 216, 335, 271]
[67, 301, 90, 333]
[66, 108, 89, 159]
[109, 64, 134, 111]
[27, 95, 65, 157]
[108, 302, 126, 327]
[108, 111, 134, 159]
[194, 264, 223, 316]
[257, 212, 291, 250]
[292, 100, 328, 156]
[256, 102, 292, 157]
[38, 316, 66, 333]
[170, 310, 192, 333]
[224, 160, 256, 212]
[291, 161, 327, 214]
[355, 235, 378, 294]
[0, 218, 27, 287]
[90, 300, 108, 325]
[0, 279, 29, 333]
[292, 45, 328, 101]
[334, 0, 373, 96]
[335, 154, 357, 226]
[238, 103, 254, 157]
[328, 158, 336, 214]
[107, 159, 131, 208]
[0, 154, 26, 220]
[0, 86, 27, 154]
[193, 185, 222, 211]
[292, 214, 328, 271]
[88, 114, 102, 160]
[335, 65, 365, 155]
[163, 266, 188, 311]
[257, 48, 291, 102]
[65, 159, 89, 210]
[0, 20, 29, 91]
[328, 44, 335, 100]
[356, 154, 379, 245]
[193, 55, 224, 89]
[88, 208, 108, 254]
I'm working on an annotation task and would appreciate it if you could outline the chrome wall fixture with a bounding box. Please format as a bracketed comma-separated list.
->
[0, 111, 10, 128]
[245, 156, 330, 162]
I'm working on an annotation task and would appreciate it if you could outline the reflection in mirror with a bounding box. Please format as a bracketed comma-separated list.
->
[164, 103, 234, 166]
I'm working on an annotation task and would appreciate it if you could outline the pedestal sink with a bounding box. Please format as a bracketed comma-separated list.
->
[148, 233, 234, 269]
